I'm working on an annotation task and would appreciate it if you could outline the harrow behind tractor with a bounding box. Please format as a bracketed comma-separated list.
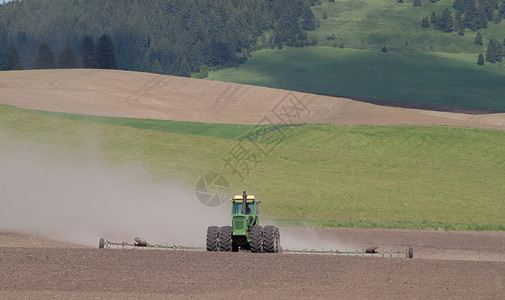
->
[206, 191, 281, 253]
[98, 191, 413, 258]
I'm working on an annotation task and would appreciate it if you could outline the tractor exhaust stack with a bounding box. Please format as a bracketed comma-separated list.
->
[242, 190, 247, 215]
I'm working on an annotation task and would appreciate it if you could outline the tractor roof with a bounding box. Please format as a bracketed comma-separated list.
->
[232, 195, 255, 201]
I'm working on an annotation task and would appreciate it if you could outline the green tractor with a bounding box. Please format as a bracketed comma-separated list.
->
[206, 191, 281, 253]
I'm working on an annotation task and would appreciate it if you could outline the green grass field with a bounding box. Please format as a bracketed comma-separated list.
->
[2, 104, 504, 230]
[208, 47, 505, 110]
[309, 0, 505, 52]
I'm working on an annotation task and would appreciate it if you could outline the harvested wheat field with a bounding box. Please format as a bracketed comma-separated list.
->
[1, 69, 505, 130]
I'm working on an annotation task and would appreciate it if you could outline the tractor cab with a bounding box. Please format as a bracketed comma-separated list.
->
[231, 195, 257, 215]
[230, 191, 259, 246]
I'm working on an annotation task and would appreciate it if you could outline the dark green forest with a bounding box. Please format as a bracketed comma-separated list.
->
[0, 0, 317, 75]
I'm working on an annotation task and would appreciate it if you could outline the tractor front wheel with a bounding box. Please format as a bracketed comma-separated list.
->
[250, 225, 263, 253]
[206, 226, 220, 251]
[219, 226, 232, 252]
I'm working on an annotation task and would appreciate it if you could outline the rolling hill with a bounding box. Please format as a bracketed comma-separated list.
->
[1, 69, 504, 130]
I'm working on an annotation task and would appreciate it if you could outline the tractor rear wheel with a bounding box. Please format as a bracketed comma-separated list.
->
[263, 225, 276, 253]
[219, 226, 232, 252]
[408, 247, 414, 259]
[250, 225, 263, 253]
[99, 238, 105, 249]
[206, 226, 220, 251]
[274, 227, 281, 253]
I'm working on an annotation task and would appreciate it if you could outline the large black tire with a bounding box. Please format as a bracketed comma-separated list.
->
[263, 225, 276, 253]
[408, 247, 414, 259]
[99, 238, 105, 249]
[219, 226, 232, 252]
[206, 226, 220, 251]
[250, 225, 263, 253]
[274, 227, 281, 253]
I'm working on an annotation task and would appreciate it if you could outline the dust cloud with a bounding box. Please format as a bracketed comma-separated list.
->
[0, 133, 352, 251]
[0, 145, 230, 248]
[280, 227, 355, 251]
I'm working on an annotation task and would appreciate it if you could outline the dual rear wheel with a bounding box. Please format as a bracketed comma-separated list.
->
[207, 225, 281, 253]
[206, 225, 233, 252]
[251, 225, 281, 253]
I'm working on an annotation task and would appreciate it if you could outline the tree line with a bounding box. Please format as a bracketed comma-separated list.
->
[1, 34, 117, 70]
[0, 0, 317, 76]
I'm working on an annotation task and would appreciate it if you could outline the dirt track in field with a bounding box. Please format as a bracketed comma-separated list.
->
[1, 69, 505, 130]
[1, 230, 504, 299]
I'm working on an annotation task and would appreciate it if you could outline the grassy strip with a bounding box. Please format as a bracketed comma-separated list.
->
[274, 218, 505, 232]
[36, 109, 266, 141]
[208, 47, 505, 110]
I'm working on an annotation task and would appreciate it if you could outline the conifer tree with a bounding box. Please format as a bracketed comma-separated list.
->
[489, 38, 504, 61]
[1, 42, 23, 70]
[34, 42, 57, 69]
[439, 8, 454, 32]
[178, 56, 191, 77]
[96, 34, 117, 69]
[414, 0, 422, 7]
[477, 7, 488, 28]
[422, 17, 430, 28]
[474, 32, 483, 45]
[301, 6, 317, 30]
[477, 53, 485, 65]
[430, 12, 438, 24]
[58, 42, 79, 68]
[486, 39, 497, 62]
[463, 1, 479, 31]
[79, 35, 96, 68]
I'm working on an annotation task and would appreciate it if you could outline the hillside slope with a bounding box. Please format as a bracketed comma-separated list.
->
[1, 69, 504, 130]
[209, 0, 505, 110]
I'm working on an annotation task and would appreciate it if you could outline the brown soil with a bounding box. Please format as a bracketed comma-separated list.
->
[1, 69, 505, 130]
[1, 230, 504, 299]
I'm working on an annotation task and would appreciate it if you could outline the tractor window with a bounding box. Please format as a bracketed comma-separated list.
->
[232, 202, 255, 214]
[232, 202, 243, 214]
[246, 202, 255, 214]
